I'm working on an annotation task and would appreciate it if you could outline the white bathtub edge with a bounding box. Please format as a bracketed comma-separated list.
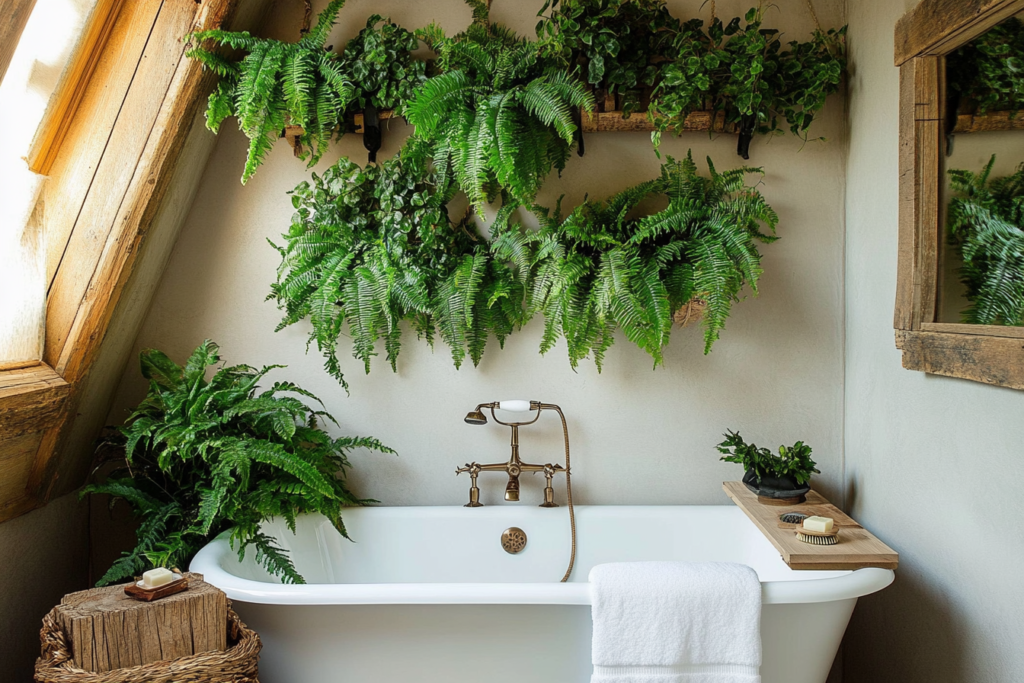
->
[191, 537, 894, 607]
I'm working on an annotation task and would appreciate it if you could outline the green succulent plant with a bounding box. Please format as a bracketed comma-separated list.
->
[83, 340, 393, 586]
[717, 430, 819, 485]
[947, 155, 1024, 326]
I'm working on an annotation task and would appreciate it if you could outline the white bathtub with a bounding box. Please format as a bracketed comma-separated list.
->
[191, 505, 893, 683]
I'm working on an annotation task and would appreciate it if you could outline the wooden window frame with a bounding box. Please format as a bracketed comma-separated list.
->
[0, 0, 247, 523]
[894, 0, 1024, 390]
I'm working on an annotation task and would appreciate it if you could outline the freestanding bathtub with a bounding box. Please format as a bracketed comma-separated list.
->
[191, 505, 893, 683]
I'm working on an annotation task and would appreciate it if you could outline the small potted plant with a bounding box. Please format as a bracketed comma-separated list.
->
[716, 430, 819, 504]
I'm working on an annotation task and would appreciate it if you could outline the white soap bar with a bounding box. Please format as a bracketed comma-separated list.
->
[803, 516, 834, 533]
[142, 567, 175, 588]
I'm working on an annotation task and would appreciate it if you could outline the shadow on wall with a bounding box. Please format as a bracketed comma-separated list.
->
[843, 568, 965, 683]
[0, 493, 90, 683]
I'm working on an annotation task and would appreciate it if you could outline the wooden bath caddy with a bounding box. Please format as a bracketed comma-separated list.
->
[723, 481, 899, 571]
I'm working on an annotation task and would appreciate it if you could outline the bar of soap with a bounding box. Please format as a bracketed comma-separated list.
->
[141, 567, 175, 588]
[803, 516, 834, 533]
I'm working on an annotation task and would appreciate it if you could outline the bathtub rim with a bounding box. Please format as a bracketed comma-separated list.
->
[191, 532, 894, 607]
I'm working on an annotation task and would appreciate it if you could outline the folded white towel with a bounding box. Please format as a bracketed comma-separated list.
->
[589, 562, 762, 683]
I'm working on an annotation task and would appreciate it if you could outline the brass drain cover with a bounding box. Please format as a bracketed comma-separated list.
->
[501, 527, 527, 554]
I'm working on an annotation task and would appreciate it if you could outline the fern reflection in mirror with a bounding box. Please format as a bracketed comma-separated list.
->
[83, 340, 394, 586]
[947, 156, 1024, 326]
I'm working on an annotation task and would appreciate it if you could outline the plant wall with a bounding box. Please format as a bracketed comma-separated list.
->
[184, 0, 846, 386]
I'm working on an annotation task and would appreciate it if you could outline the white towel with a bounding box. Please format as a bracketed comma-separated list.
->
[589, 562, 762, 683]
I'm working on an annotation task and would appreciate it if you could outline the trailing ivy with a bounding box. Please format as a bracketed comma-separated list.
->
[408, 8, 595, 209]
[536, 0, 677, 116]
[269, 140, 529, 388]
[651, 8, 846, 156]
[947, 156, 1024, 326]
[83, 340, 394, 586]
[529, 152, 778, 368]
[186, 2, 425, 183]
[947, 17, 1024, 116]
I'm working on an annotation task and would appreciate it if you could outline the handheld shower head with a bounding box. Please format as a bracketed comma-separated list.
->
[464, 409, 488, 425]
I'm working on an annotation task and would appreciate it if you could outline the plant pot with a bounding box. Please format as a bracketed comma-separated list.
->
[742, 468, 810, 505]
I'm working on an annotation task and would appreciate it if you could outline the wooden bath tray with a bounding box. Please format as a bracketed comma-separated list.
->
[723, 481, 899, 571]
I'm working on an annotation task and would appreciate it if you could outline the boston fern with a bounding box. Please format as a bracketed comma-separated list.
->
[83, 340, 393, 586]
[269, 140, 529, 388]
[947, 156, 1024, 326]
[408, 10, 595, 209]
[529, 152, 777, 368]
[186, 2, 425, 182]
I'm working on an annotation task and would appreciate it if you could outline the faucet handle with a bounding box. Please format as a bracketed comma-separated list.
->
[457, 462, 484, 507]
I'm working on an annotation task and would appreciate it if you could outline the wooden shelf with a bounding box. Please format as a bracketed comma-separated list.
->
[281, 108, 737, 155]
[723, 481, 899, 571]
[951, 109, 1024, 134]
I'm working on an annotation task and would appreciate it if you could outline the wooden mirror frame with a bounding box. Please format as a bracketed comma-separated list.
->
[894, 0, 1024, 390]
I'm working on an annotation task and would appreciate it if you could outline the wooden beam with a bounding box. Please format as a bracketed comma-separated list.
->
[897, 329, 1024, 389]
[895, 0, 1024, 65]
[0, 365, 70, 441]
[0, 0, 38, 87]
[951, 109, 1024, 133]
[922, 322, 1024, 339]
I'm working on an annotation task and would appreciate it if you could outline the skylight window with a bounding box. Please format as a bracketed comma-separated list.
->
[0, 0, 94, 365]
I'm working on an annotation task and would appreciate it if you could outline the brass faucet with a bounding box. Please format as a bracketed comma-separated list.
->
[457, 401, 565, 507]
[457, 400, 577, 582]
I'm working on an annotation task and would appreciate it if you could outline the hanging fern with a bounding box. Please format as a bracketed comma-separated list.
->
[651, 8, 845, 152]
[82, 340, 394, 586]
[408, 8, 595, 209]
[269, 140, 529, 388]
[186, 2, 426, 183]
[529, 152, 778, 368]
[947, 156, 1024, 326]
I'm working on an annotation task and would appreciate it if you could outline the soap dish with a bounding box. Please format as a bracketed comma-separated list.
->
[124, 570, 189, 601]
[795, 527, 840, 546]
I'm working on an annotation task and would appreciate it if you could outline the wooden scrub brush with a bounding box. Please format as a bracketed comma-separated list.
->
[795, 526, 840, 545]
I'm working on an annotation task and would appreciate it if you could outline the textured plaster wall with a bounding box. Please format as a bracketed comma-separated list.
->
[842, 2, 1024, 681]
[108, 0, 848, 512]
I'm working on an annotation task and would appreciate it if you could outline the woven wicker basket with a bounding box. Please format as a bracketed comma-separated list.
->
[35, 604, 261, 683]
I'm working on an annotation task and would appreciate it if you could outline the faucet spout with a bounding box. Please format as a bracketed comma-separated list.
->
[504, 467, 521, 501]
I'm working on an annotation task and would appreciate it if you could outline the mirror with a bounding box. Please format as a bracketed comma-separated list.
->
[894, 0, 1024, 390]
[939, 14, 1024, 327]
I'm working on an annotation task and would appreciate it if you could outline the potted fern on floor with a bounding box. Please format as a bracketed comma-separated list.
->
[84, 340, 394, 586]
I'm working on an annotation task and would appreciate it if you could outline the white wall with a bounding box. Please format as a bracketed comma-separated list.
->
[108, 0, 848, 511]
[843, 1, 1024, 681]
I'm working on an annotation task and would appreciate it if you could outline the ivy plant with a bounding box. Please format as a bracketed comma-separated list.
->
[717, 430, 819, 485]
[652, 8, 846, 157]
[186, 1, 426, 183]
[408, 9, 595, 209]
[947, 18, 1024, 116]
[947, 156, 1024, 326]
[83, 340, 394, 586]
[269, 140, 529, 388]
[536, 0, 677, 116]
[529, 152, 778, 368]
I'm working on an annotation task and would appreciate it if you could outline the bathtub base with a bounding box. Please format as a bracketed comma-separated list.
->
[234, 598, 856, 683]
